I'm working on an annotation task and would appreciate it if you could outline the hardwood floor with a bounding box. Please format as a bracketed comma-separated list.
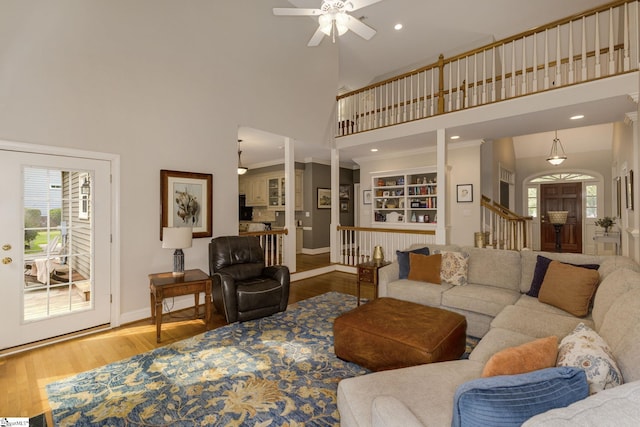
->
[295, 252, 331, 272]
[0, 270, 369, 420]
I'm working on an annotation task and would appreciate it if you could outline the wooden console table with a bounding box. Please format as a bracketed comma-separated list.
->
[149, 269, 212, 343]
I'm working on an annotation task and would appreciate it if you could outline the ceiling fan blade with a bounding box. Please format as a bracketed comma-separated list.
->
[307, 26, 326, 47]
[273, 8, 322, 16]
[345, 15, 376, 40]
[343, 0, 383, 12]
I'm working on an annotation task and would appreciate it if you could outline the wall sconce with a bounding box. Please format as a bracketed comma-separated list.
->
[81, 176, 91, 196]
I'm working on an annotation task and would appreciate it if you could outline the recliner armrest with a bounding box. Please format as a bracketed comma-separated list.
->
[263, 265, 291, 311]
[211, 272, 238, 323]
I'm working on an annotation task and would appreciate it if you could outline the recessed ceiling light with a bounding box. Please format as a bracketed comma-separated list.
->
[570, 114, 584, 120]
[394, 23, 403, 30]
[450, 135, 460, 140]
[370, 148, 378, 152]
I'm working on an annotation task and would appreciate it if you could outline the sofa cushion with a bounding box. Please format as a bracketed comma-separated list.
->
[557, 323, 623, 394]
[439, 250, 469, 286]
[515, 294, 593, 318]
[592, 267, 640, 331]
[463, 246, 521, 291]
[527, 255, 599, 298]
[596, 287, 640, 383]
[452, 367, 589, 427]
[396, 246, 431, 279]
[407, 252, 441, 283]
[442, 284, 519, 317]
[469, 327, 540, 365]
[337, 360, 484, 427]
[538, 261, 599, 317]
[519, 251, 604, 293]
[481, 336, 558, 377]
[387, 279, 452, 307]
[523, 380, 640, 426]
[491, 305, 592, 338]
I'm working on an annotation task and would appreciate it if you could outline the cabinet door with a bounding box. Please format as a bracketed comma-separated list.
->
[248, 176, 267, 206]
[295, 170, 304, 211]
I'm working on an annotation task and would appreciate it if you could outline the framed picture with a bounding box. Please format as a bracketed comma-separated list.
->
[626, 170, 634, 210]
[457, 184, 473, 203]
[317, 188, 331, 209]
[340, 201, 349, 212]
[161, 169, 213, 239]
[339, 184, 350, 200]
[363, 190, 372, 205]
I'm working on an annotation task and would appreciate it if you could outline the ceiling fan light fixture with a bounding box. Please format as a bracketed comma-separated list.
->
[546, 131, 567, 166]
[335, 12, 349, 35]
[319, 14, 332, 36]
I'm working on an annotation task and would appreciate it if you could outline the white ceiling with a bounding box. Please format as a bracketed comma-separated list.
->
[240, 0, 622, 169]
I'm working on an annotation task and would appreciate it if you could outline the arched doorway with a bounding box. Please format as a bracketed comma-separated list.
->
[523, 171, 604, 253]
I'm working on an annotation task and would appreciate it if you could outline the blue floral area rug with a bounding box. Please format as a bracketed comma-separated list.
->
[46, 292, 369, 426]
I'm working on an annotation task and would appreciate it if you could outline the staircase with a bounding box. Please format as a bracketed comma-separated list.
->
[480, 196, 533, 251]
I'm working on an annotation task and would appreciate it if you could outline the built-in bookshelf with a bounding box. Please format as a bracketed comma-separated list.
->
[372, 168, 438, 226]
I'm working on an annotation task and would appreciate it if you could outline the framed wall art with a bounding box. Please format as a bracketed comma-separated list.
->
[161, 169, 213, 239]
[363, 190, 372, 205]
[339, 184, 350, 200]
[457, 184, 473, 203]
[317, 188, 331, 209]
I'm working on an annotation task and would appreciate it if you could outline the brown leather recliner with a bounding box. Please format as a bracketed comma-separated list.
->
[208, 235, 290, 323]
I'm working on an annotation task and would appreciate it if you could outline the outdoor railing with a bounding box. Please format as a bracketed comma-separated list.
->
[336, 0, 638, 136]
[336, 226, 436, 267]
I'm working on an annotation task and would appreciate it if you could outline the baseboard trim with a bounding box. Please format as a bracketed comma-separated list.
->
[301, 247, 330, 255]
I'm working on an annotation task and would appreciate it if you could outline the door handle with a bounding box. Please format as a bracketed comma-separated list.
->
[2, 257, 12, 264]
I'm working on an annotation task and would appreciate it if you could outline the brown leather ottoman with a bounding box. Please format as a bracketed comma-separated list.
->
[333, 297, 467, 371]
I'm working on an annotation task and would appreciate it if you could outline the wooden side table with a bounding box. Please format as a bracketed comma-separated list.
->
[357, 261, 391, 306]
[149, 269, 213, 343]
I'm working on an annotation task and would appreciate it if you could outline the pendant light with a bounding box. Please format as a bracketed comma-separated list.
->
[546, 130, 567, 166]
[237, 139, 248, 175]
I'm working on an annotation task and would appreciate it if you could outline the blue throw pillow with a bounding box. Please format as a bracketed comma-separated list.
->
[452, 367, 588, 427]
[396, 247, 430, 279]
[527, 255, 599, 297]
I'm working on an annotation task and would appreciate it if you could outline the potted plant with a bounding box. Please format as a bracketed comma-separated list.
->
[595, 216, 616, 233]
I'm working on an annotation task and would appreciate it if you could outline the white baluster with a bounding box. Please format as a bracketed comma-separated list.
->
[491, 47, 496, 102]
[409, 74, 414, 120]
[448, 62, 452, 112]
[465, 56, 469, 107]
[555, 25, 562, 86]
[595, 12, 601, 78]
[521, 36, 527, 94]
[533, 35, 538, 91]
[501, 44, 506, 99]
[456, 59, 461, 110]
[423, 70, 428, 117]
[544, 29, 550, 89]
[473, 53, 478, 106]
[403, 77, 407, 123]
[482, 49, 487, 104]
[609, 8, 615, 75]
[511, 41, 517, 97]
[582, 16, 588, 81]
[624, 2, 630, 71]
[569, 20, 575, 84]
[430, 70, 435, 116]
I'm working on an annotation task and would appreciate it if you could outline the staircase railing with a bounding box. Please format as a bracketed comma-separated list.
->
[336, 0, 638, 136]
[480, 196, 533, 250]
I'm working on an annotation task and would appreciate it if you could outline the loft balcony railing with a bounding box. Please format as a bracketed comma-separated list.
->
[336, 0, 638, 136]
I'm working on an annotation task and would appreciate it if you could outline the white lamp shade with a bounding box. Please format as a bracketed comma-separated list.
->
[162, 227, 193, 249]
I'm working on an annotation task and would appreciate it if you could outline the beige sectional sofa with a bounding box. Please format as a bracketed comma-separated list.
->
[337, 245, 640, 426]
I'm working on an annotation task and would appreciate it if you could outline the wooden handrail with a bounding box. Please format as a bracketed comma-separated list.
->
[337, 225, 435, 235]
[337, 0, 631, 101]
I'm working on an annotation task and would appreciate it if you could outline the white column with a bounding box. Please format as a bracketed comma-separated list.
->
[330, 146, 341, 263]
[283, 137, 296, 272]
[436, 128, 447, 244]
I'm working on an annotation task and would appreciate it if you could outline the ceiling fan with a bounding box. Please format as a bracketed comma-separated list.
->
[273, 0, 382, 47]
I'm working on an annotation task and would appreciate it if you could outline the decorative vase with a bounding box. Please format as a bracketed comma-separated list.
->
[372, 245, 384, 264]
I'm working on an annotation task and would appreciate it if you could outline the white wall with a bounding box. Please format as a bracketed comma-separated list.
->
[0, 1, 338, 320]
[356, 141, 481, 246]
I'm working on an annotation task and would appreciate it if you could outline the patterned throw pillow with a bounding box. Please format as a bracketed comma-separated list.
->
[435, 250, 469, 286]
[556, 323, 624, 394]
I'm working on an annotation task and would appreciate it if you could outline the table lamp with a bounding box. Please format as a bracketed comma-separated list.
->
[162, 227, 192, 276]
[547, 211, 568, 252]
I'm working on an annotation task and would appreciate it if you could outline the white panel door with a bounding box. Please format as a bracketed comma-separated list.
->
[0, 150, 111, 350]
